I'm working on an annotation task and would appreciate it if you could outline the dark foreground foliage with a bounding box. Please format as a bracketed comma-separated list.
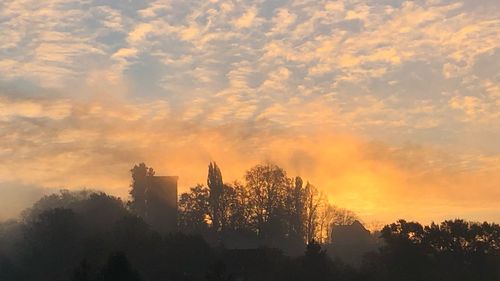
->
[361, 219, 500, 281]
[0, 190, 499, 281]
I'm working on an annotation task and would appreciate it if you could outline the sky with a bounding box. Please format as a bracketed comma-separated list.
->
[0, 0, 499, 225]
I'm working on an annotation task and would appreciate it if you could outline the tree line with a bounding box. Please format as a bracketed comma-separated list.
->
[0, 189, 498, 281]
[129, 162, 358, 251]
[0, 163, 498, 281]
[361, 219, 500, 280]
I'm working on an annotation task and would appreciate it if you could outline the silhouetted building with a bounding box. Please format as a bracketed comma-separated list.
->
[145, 176, 178, 233]
[328, 220, 378, 266]
[331, 220, 372, 245]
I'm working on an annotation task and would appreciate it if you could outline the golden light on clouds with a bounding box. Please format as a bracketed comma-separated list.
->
[0, 93, 498, 223]
[0, 0, 499, 223]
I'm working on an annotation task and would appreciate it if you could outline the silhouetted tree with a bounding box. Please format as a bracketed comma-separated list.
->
[379, 220, 428, 280]
[331, 206, 358, 226]
[21, 189, 92, 222]
[293, 240, 336, 281]
[423, 220, 500, 281]
[100, 252, 141, 281]
[179, 184, 210, 233]
[360, 219, 500, 281]
[208, 162, 224, 231]
[206, 260, 234, 281]
[288, 177, 306, 242]
[320, 205, 360, 243]
[22, 208, 82, 281]
[304, 182, 322, 242]
[0, 178, 500, 281]
[224, 181, 252, 231]
[245, 163, 288, 239]
[177, 162, 352, 251]
[128, 163, 155, 218]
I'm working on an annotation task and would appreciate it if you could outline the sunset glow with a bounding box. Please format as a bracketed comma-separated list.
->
[0, 0, 499, 226]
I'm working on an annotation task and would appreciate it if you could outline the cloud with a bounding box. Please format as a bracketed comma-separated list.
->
[138, 1, 171, 19]
[0, 92, 498, 224]
[112, 48, 138, 59]
[268, 9, 297, 35]
[0, 97, 71, 120]
[128, 23, 153, 44]
[0, 0, 499, 223]
[233, 7, 259, 28]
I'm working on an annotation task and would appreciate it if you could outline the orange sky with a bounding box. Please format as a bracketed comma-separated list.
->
[0, 0, 499, 224]
[0, 96, 498, 224]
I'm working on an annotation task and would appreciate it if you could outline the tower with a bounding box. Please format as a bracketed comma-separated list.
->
[145, 176, 178, 233]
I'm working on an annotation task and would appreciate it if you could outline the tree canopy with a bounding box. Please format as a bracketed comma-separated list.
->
[0, 163, 498, 281]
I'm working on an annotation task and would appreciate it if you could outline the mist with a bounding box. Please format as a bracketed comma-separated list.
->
[1, 0, 499, 280]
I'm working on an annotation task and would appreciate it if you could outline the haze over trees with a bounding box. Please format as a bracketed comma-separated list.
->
[0, 162, 498, 281]
[177, 162, 353, 252]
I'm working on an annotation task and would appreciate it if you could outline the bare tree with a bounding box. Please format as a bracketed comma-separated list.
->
[303, 182, 323, 242]
[330, 206, 359, 226]
[317, 200, 332, 243]
[286, 177, 306, 242]
[244, 164, 288, 238]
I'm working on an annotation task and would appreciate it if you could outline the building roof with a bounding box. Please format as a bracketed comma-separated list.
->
[331, 220, 372, 244]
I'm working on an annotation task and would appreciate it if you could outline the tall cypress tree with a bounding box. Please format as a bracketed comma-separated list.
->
[207, 162, 224, 231]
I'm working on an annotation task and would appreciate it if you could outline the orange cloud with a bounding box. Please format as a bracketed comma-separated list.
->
[0, 95, 498, 225]
[0, 0, 499, 226]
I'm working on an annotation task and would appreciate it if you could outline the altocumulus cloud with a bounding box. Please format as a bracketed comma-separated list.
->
[0, 0, 499, 223]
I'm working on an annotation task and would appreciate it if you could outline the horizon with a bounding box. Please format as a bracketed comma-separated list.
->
[1, 0, 499, 226]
